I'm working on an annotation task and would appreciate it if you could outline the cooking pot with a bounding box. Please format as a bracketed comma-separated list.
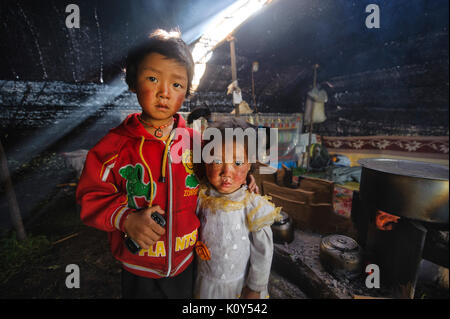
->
[319, 234, 362, 278]
[271, 211, 294, 244]
[358, 158, 449, 225]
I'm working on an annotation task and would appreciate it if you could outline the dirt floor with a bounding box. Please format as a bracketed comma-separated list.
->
[0, 142, 308, 299]
[0, 184, 123, 299]
[0, 178, 308, 299]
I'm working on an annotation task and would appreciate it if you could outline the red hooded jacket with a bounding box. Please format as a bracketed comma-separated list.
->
[76, 113, 200, 278]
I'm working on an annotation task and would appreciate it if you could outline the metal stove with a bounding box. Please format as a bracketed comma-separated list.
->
[351, 159, 449, 298]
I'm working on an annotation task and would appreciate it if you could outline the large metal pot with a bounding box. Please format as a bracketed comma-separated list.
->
[358, 158, 449, 224]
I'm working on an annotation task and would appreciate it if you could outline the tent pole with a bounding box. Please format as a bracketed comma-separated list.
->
[0, 140, 27, 240]
[229, 36, 240, 116]
[306, 64, 319, 171]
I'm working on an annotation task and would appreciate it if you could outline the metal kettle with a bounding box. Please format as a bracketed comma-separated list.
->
[319, 234, 362, 279]
[271, 211, 294, 244]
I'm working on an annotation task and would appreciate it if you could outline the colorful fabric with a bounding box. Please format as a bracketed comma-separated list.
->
[333, 185, 354, 218]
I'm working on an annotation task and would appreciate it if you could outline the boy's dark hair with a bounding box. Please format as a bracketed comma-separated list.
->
[125, 29, 194, 97]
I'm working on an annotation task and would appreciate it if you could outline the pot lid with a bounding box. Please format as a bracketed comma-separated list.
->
[358, 158, 449, 181]
[321, 235, 359, 252]
[274, 211, 290, 225]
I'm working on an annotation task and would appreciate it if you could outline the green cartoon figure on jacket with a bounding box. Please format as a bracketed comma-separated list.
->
[119, 164, 156, 209]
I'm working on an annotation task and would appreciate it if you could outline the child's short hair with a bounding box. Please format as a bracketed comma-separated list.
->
[125, 29, 194, 96]
[208, 117, 255, 159]
[194, 117, 256, 182]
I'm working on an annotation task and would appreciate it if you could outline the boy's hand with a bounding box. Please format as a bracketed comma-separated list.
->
[240, 286, 261, 299]
[123, 205, 166, 250]
[247, 174, 259, 194]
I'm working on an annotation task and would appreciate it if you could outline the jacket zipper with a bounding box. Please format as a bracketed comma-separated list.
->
[166, 145, 174, 277]
[172, 251, 193, 275]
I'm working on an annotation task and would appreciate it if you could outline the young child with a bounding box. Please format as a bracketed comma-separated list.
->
[194, 118, 281, 299]
[76, 29, 201, 298]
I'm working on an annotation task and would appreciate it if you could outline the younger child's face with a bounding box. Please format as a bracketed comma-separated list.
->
[206, 142, 251, 194]
[132, 53, 188, 122]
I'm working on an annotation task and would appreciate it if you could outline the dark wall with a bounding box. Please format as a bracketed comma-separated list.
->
[0, 0, 235, 83]
[0, 0, 448, 136]
[192, 0, 449, 136]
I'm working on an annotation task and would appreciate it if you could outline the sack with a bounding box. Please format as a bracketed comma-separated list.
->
[309, 143, 331, 170]
[304, 88, 328, 124]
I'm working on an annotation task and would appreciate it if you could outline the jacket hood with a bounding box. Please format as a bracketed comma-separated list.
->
[110, 113, 188, 140]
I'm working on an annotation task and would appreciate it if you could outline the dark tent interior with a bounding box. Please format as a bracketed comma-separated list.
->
[0, 0, 448, 300]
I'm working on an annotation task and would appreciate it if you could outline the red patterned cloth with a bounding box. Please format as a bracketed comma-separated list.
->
[322, 136, 449, 159]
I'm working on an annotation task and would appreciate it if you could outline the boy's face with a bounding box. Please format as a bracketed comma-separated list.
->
[132, 53, 188, 122]
[205, 141, 251, 194]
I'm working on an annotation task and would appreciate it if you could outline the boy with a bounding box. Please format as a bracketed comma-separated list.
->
[76, 29, 200, 298]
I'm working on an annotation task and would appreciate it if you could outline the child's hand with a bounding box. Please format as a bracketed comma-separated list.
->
[123, 205, 166, 250]
[247, 174, 260, 194]
[240, 286, 261, 299]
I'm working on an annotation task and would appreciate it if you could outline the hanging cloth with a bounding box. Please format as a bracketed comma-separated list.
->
[304, 87, 328, 125]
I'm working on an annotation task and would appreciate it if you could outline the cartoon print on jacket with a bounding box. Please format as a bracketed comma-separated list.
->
[119, 163, 156, 209]
[182, 149, 199, 189]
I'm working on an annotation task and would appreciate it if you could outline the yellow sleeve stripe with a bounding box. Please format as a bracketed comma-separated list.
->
[112, 206, 129, 230]
[99, 154, 118, 180]
[108, 183, 118, 193]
